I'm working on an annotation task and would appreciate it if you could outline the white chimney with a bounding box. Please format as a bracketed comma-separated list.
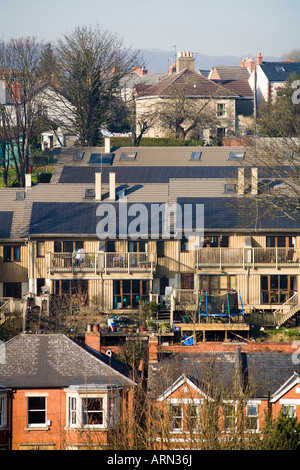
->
[25, 174, 31, 190]
[109, 172, 115, 200]
[95, 173, 102, 201]
[105, 137, 111, 154]
[251, 168, 258, 195]
[237, 168, 244, 195]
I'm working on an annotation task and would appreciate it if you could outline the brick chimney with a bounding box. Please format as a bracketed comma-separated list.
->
[148, 335, 159, 363]
[240, 57, 255, 73]
[132, 66, 148, 76]
[85, 324, 101, 352]
[256, 53, 263, 65]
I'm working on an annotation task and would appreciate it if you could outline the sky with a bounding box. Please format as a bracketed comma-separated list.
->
[0, 0, 299, 70]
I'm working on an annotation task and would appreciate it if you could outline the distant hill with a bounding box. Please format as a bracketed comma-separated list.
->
[138, 48, 279, 74]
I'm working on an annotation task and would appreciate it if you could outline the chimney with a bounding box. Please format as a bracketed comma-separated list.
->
[95, 172, 102, 201]
[85, 324, 101, 352]
[251, 168, 258, 195]
[168, 63, 176, 74]
[237, 168, 244, 195]
[240, 57, 255, 73]
[104, 137, 111, 154]
[176, 51, 195, 73]
[256, 53, 263, 65]
[148, 335, 159, 363]
[109, 172, 115, 200]
[25, 174, 31, 190]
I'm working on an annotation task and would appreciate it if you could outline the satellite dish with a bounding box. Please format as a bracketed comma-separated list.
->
[106, 350, 112, 357]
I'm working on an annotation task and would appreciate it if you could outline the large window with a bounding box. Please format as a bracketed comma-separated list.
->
[203, 235, 229, 248]
[3, 282, 21, 299]
[199, 275, 236, 295]
[261, 275, 297, 304]
[113, 280, 149, 308]
[170, 404, 183, 431]
[169, 402, 201, 433]
[66, 393, 118, 429]
[266, 236, 295, 248]
[53, 279, 88, 303]
[54, 241, 84, 252]
[4, 245, 20, 262]
[27, 396, 47, 427]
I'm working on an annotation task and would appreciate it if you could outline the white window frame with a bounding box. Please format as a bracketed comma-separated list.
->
[66, 391, 119, 429]
[26, 394, 47, 428]
[170, 403, 184, 432]
[282, 404, 296, 418]
[245, 402, 259, 432]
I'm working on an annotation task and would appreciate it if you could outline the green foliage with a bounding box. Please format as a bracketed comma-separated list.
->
[255, 410, 300, 450]
[98, 136, 204, 148]
[257, 73, 300, 137]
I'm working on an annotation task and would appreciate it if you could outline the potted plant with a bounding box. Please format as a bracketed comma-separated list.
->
[146, 318, 156, 332]
[161, 321, 170, 333]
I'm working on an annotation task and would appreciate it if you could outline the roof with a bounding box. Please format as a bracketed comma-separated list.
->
[0, 333, 135, 389]
[210, 66, 250, 81]
[148, 349, 300, 400]
[259, 61, 300, 82]
[216, 80, 254, 98]
[135, 68, 238, 99]
[0, 188, 27, 240]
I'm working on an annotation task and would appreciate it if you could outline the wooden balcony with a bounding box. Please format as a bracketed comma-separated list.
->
[195, 247, 300, 269]
[48, 252, 157, 275]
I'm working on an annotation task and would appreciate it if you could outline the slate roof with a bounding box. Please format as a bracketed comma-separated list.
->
[0, 188, 27, 240]
[0, 333, 135, 389]
[135, 68, 238, 98]
[147, 349, 300, 400]
[259, 62, 300, 82]
[210, 66, 250, 81]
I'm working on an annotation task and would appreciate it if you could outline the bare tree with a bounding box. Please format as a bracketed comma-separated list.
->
[0, 37, 49, 186]
[52, 25, 139, 146]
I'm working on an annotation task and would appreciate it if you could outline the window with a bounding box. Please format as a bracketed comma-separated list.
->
[3, 282, 21, 299]
[246, 403, 259, 431]
[69, 397, 77, 426]
[217, 128, 226, 138]
[37, 278, 46, 295]
[229, 151, 245, 160]
[276, 66, 285, 72]
[217, 102, 226, 117]
[181, 236, 189, 252]
[157, 241, 165, 258]
[120, 152, 137, 161]
[203, 236, 229, 247]
[54, 241, 84, 253]
[188, 404, 200, 432]
[37, 241, 45, 258]
[4, 245, 20, 262]
[181, 274, 194, 290]
[170, 404, 183, 431]
[53, 279, 88, 303]
[82, 397, 104, 426]
[261, 275, 297, 304]
[266, 236, 295, 248]
[282, 404, 296, 418]
[0, 396, 6, 428]
[224, 184, 236, 193]
[199, 275, 236, 295]
[128, 241, 147, 252]
[113, 280, 149, 308]
[27, 396, 47, 427]
[224, 403, 235, 430]
[190, 151, 202, 161]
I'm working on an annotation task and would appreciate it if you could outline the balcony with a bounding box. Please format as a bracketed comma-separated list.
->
[195, 247, 300, 269]
[48, 252, 157, 275]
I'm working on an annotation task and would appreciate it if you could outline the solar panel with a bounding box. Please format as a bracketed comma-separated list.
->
[59, 166, 239, 184]
[0, 212, 13, 238]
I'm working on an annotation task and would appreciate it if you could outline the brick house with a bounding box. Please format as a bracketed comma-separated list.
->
[147, 337, 300, 448]
[0, 328, 136, 450]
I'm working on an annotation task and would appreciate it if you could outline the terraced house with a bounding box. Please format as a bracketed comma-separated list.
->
[1, 140, 300, 336]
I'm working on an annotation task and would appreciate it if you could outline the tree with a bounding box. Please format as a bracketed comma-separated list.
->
[154, 74, 219, 140]
[281, 49, 300, 62]
[53, 25, 139, 146]
[0, 36, 49, 186]
[257, 73, 300, 137]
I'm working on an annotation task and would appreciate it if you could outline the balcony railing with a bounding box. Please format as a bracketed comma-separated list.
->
[48, 252, 157, 275]
[195, 247, 300, 269]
